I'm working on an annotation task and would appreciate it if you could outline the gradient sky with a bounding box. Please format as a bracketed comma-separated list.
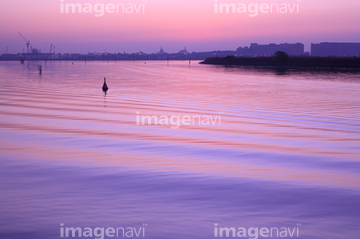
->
[0, 0, 359, 54]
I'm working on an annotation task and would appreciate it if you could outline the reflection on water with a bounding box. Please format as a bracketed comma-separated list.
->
[0, 61, 359, 239]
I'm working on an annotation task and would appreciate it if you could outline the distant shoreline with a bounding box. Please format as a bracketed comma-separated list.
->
[200, 55, 360, 69]
[0, 59, 197, 62]
[2, 55, 360, 71]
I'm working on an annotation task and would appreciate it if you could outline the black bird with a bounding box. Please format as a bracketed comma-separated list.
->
[102, 77, 108, 93]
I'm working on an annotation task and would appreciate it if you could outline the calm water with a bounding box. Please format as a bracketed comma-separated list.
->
[0, 61, 359, 239]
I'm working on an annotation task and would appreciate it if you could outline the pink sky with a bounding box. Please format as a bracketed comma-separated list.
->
[0, 0, 359, 54]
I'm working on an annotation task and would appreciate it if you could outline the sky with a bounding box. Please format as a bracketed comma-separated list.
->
[0, 0, 359, 54]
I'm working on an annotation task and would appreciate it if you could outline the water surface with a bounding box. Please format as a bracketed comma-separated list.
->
[0, 61, 359, 239]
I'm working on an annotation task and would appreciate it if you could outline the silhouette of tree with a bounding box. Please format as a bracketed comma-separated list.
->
[224, 55, 236, 65]
[274, 51, 289, 66]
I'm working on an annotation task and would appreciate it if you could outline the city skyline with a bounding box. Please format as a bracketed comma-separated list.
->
[3, 41, 360, 58]
[1, 0, 360, 54]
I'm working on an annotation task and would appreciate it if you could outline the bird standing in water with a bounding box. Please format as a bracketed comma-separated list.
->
[102, 77, 108, 93]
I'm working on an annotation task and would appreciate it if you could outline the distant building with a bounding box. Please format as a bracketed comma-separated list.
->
[311, 42, 360, 57]
[31, 48, 41, 54]
[178, 47, 189, 55]
[156, 47, 167, 55]
[237, 43, 304, 57]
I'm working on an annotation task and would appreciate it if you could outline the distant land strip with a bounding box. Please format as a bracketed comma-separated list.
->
[200, 54, 360, 69]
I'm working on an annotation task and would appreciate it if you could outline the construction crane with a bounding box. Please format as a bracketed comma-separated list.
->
[18, 32, 31, 53]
